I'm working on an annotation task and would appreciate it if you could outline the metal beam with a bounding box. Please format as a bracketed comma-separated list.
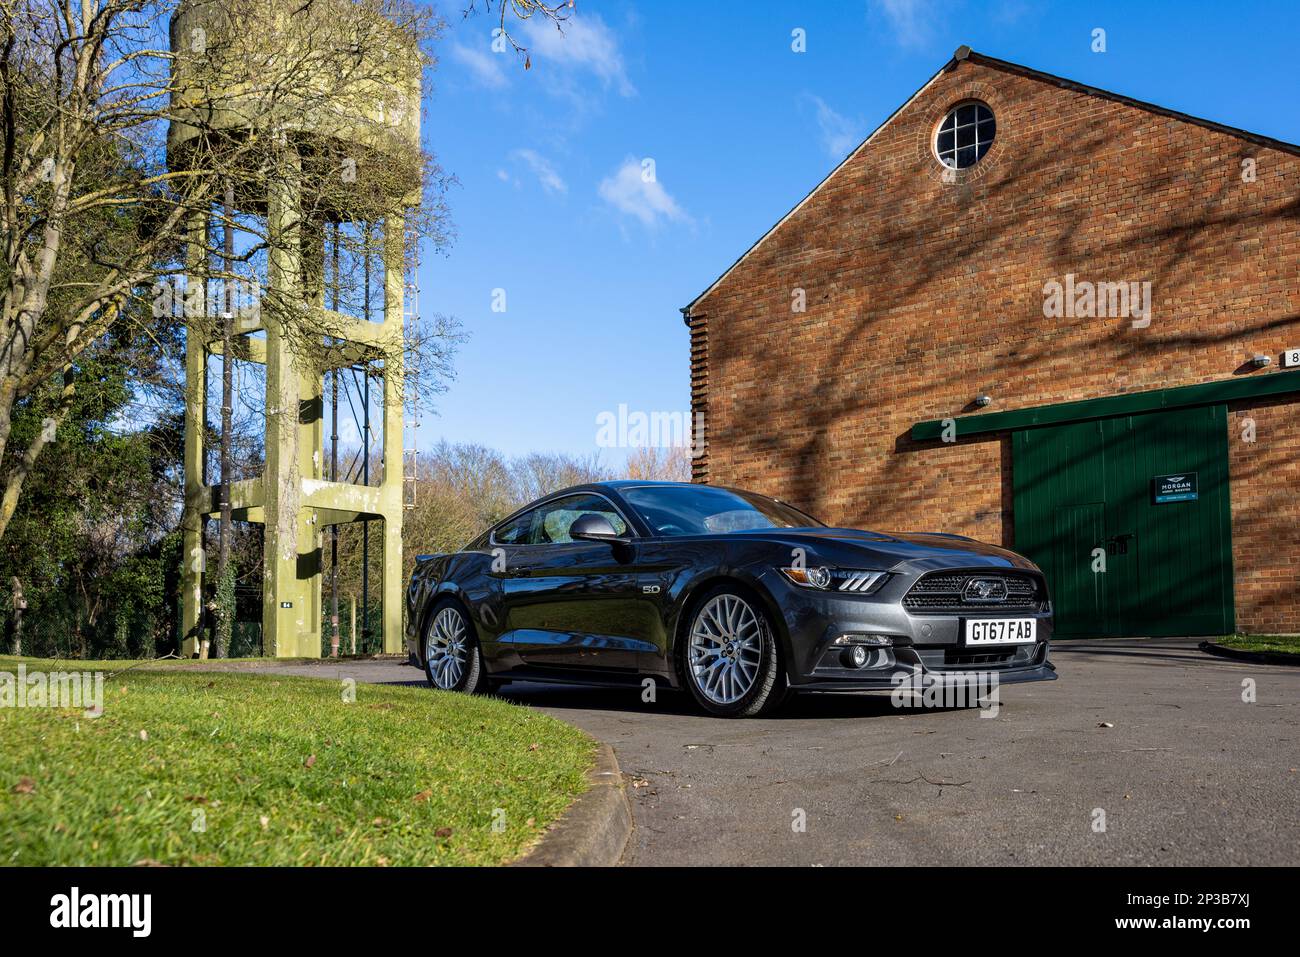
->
[911, 370, 1300, 441]
[180, 211, 208, 658]
[262, 147, 312, 657]
[380, 206, 405, 654]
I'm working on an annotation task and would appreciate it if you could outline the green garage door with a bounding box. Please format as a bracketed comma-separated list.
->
[1012, 405, 1234, 638]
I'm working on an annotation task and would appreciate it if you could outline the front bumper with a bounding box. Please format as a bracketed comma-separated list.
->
[760, 568, 1058, 692]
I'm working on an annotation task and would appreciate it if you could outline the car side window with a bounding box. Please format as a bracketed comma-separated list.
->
[531, 494, 629, 545]
[492, 508, 538, 545]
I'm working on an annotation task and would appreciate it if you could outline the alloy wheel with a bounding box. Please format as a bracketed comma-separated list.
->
[426, 606, 469, 690]
[688, 593, 763, 705]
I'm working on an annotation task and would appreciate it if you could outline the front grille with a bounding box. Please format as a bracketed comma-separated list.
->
[914, 646, 1036, 671]
[902, 571, 1043, 614]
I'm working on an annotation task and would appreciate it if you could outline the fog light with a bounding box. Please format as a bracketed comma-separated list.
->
[849, 645, 868, 668]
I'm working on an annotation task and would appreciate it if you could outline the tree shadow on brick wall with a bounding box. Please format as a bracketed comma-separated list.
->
[708, 97, 1300, 548]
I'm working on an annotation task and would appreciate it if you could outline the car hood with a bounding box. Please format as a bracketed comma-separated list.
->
[731, 526, 1038, 574]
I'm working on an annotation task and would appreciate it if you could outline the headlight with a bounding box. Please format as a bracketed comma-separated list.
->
[779, 567, 889, 593]
[780, 565, 833, 589]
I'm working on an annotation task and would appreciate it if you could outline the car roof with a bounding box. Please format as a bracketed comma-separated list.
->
[475, 481, 823, 545]
[551, 480, 742, 500]
[598, 480, 697, 490]
[548, 480, 776, 498]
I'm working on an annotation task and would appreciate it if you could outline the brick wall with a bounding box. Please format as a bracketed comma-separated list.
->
[1228, 399, 1300, 633]
[690, 56, 1300, 633]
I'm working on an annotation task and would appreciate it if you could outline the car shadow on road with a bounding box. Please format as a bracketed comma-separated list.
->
[1051, 637, 1236, 666]
[497, 682, 978, 721]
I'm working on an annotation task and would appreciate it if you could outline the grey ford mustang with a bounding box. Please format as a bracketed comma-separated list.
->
[406, 481, 1056, 717]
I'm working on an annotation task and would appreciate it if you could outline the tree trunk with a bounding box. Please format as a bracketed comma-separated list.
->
[9, 576, 24, 656]
[0, 155, 75, 494]
[0, 369, 74, 541]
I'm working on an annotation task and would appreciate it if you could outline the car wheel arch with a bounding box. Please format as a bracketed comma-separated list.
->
[416, 588, 480, 666]
[671, 573, 792, 675]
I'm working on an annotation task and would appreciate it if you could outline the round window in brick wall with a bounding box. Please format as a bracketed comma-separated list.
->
[934, 101, 996, 169]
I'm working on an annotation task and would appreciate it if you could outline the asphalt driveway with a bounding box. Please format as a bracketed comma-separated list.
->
[238, 638, 1299, 866]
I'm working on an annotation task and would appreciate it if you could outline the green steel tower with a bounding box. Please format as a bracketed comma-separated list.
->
[169, 0, 420, 657]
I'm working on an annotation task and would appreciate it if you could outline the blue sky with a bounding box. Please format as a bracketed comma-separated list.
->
[418, 0, 1300, 462]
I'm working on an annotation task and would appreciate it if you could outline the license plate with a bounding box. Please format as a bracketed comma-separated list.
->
[964, 618, 1037, 646]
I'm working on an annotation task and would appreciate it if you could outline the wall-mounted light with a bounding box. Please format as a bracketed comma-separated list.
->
[974, 395, 993, 407]
[1250, 354, 1272, 369]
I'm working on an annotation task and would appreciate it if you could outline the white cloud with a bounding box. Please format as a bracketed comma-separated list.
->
[807, 95, 867, 160]
[518, 11, 635, 96]
[511, 149, 567, 195]
[868, 0, 937, 49]
[598, 157, 689, 228]
[450, 42, 509, 90]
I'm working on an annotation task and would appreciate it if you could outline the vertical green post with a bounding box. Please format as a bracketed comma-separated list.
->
[381, 205, 405, 654]
[181, 210, 208, 658]
[263, 145, 307, 657]
[298, 224, 325, 656]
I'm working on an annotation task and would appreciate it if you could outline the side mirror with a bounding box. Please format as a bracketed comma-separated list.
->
[569, 513, 625, 543]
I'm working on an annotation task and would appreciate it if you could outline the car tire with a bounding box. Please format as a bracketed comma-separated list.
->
[422, 598, 489, 695]
[678, 584, 788, 718]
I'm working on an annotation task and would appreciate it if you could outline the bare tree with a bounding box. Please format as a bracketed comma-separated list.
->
[624, 445, 691, 482]
[0, 0, 454, 545]
[320, 441, 611, 591]
[461, 0, 571, 67]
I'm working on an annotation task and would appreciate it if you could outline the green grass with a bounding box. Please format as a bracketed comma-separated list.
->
[0, 663, 593, 866]
[0, 654, 345, 670]
[1216, 634, 1300, 656]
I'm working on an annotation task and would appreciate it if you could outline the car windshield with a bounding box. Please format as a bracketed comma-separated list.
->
[622, 485, 823, 537]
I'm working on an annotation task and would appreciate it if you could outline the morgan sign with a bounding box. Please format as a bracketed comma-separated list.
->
[1153, 473, 1199, 504]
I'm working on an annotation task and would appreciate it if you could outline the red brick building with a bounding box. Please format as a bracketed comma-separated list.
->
[683, 48, 1300, 638]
